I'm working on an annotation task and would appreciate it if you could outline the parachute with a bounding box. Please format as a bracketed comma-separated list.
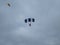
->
[24, 18, 35, 26]
[7, 3, 11, 7]
[6, 3, 11, 7]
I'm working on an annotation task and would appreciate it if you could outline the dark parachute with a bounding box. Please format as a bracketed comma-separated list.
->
[24, 18, 35, 26]
[7, 3, 11, 7]
[28, 18, 31, 22]
[6, 3, 11, 7]
[25, 19, 27, 23]
[32, 18, 35, 22]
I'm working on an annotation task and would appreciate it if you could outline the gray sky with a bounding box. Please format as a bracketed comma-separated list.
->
[0, 0, 60, 45]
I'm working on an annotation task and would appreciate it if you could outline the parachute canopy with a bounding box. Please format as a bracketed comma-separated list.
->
[6, 3, 11, 7]
[24, 18, 35, 26]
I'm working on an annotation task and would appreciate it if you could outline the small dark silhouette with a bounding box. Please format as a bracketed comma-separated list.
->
[24, 18, 35, 26]
[25, 19, 27, 23]
[7, 3, 11, 7]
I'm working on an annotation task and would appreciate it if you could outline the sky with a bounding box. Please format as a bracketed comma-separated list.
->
[0, 0, 60, 45]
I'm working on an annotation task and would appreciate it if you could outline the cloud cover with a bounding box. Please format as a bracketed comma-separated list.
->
[0, 0, 60, 45]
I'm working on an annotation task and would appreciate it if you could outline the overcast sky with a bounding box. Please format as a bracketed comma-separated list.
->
[0, 0, 60, 45]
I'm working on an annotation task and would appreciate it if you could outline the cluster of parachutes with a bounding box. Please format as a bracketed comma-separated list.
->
[24, 18, 35, 26]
